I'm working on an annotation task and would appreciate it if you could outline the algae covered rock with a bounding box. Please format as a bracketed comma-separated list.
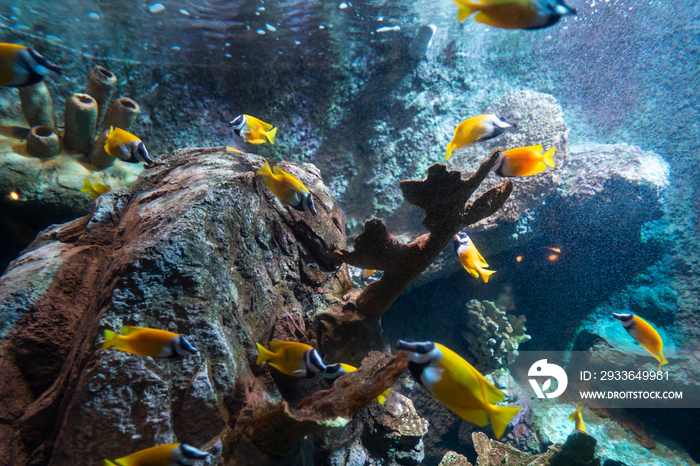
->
[461, 299, 530, 374]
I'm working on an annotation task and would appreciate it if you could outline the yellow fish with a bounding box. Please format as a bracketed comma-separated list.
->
[226, 146, 244, 153]
[228, 114, 277, 144]
[446, 114, 516, 160]
[613, 313, 668, 369]
[397, 340, 520, 439]
[256, 341, 326, 378]
[101, 326, 198, 358]
[0, 43, 62, 87]
[453, 0, 576, 30]
[256, 161, 317, 214]
[454, 232, 495, 283]
[324, 362, 393, 404]
[103, 443, 208, 466]
[104, 126, 153, 167]
[493, 144, 555, 177]
[81, 179, 112, 199]
[569, 406, 586, 432]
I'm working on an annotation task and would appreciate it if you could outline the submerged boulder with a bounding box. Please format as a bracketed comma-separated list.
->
[0, 147, 348, 465]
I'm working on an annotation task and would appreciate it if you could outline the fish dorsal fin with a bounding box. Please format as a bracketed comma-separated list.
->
[268, 340, 312, 353]
[272, 166, 285, 176]
[523, 144, 543, 153]
[81, 179, 93, 192]
[120, 325, 146, 336]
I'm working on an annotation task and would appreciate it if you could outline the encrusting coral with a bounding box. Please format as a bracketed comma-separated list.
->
[334, 148, 513, 318]
[462, 299, 531, 374]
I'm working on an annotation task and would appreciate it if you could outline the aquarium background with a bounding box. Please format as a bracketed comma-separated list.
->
[0, 0, 699, 465]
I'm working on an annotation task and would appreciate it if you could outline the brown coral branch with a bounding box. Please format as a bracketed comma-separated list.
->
[334, 149, 512, 318]
[251, 352, 407, 455]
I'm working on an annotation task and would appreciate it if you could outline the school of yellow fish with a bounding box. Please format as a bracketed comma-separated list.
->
[0, 0, 674, 461]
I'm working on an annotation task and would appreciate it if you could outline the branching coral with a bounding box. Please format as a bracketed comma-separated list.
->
[251, 351, 408, 454]
[462, 299, 531, 374]
[334, 149, 513, 317]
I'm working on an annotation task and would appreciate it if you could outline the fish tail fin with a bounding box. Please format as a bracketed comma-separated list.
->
[376, 388, 393, 404]
[480, 269, 496, 283]
[453, 0, 477, 21]
[267, 126, 278, 144]
[543, 147, 555, 168]
[488, 405, 520, 439]
[256, 161, 273, 178]
[101, 329, 120, 351]
[256, 342, 274, 365]
[81, 179, 93, 193]
[445, 142, 454, 161]
[657, 352, 668, 369]
[568, 411, 576, 422]
[103, 460, 119, 466]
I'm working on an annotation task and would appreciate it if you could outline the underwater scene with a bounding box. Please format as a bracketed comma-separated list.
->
[0, 0, 698, 465]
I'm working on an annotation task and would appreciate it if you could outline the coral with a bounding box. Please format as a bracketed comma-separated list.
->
[250, 351, 408, 455]
[18, 82, 55, 128]
[84, 66, 117, 128]
[439, 451, 473, 466]
[334, 149, 513, 318]
[26, 126, 60, 158]
[63, 93, 98, 153]
[470, 430, 600, 466]
[461, 299, 531, 374]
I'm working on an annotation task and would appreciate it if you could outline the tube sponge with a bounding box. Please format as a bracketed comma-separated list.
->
[27, 125, 60, 158]
[84, 66, 117, 129]
[63, 93, 97, 154]
[102, 97, 140, 131]
[88, 97, 141, 169]
[18, 82, 56, 128]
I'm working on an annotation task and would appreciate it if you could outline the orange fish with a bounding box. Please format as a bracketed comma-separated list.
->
[493, 144, 555, 177]
[103, 443, 208, 466]
[101, 326, 198, 358]
[613, 313, 668, 368]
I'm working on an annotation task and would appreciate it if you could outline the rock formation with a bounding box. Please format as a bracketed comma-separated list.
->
[0, 148, 349, 465]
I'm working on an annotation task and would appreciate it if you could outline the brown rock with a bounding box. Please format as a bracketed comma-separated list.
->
[0, 148, 347, 465]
